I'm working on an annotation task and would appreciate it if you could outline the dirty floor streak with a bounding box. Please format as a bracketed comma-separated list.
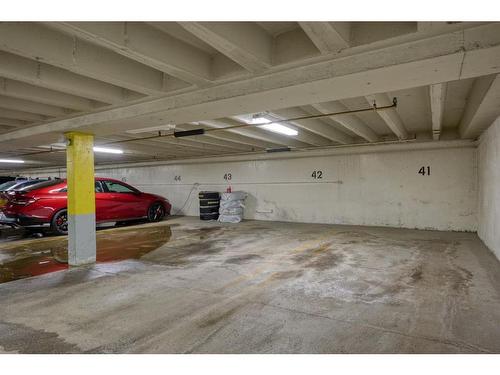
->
[1, 217, 500, 353]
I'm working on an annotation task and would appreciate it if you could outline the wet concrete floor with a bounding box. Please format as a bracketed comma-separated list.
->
[0, 217, 499, 353]
[0, 225, 172, 283]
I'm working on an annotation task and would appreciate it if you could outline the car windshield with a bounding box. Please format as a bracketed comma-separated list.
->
[18, 179, 62, 192]
[0, 180, 18, 191]
[4, 181, 38, 191]
[9, 180, 42, 191]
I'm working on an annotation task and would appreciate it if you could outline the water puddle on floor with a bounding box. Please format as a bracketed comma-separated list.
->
[0, 224, 172, 284]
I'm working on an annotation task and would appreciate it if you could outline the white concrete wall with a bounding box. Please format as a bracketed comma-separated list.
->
[21, 144, 478, 232]
[87, 145, 477, 232]
[478, 117, 500, 259]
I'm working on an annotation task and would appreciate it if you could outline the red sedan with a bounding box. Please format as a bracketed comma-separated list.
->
[1, 177, 171, 234]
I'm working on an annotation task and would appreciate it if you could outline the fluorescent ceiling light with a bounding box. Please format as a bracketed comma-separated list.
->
[0, 159, 25, 163]
[93, 146, 123, 154]
[259, 123, 298, 136]
[251, 117, 272, 125]
[43, 144, 124, 154]
[251, 116, 298, 136]
[46, 143, 67, 149]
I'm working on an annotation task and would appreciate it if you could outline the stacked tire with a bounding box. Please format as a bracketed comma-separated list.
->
[198, 191, 220, 221]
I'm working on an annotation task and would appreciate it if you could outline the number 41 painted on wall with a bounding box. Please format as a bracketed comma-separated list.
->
[418, 166, 431, 176]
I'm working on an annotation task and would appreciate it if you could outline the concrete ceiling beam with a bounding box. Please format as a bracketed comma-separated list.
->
[429, 83, 447, 140]
[0, 117, 28, 127]
[0, 107, 48, 122]
[0, 51, 142, 104]
[108, 129, 252, 154]
[121, 120, 273, 151]
[51, 22, 212, 87]
[0, 95, 71, 117]
[135, 135, 246, 154]
[0, 78, 102, 112]
[179, 22, 273, 73]
[203, 118, 308, 148]
[99, 115, 306, 149]
[171, 125, 258, 152]
[98, 136, 207, 158]
[311, 101, 380, 142]
[2, 23, 500, 149]
[459, 74, 500, 139]
[179, 134, 256, 152]
[110, 120, 277, 151]
[74, 134, 225, 160]
[264, 112, 334, 146]
[299, 22, 350, 53]
[0, 124, 16, 132]
[268, 107, 352, 144]
[365, 93, 409, 139]
[0, 22, 165, 95]
[194, 126, 281, 149]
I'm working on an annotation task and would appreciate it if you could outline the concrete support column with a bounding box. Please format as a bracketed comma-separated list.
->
[65, 132, 96, 266]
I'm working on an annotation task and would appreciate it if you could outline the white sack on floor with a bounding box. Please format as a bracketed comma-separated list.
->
[219, 199, 245, 210]
[219, 207, 244, 216]
[221, 191, 247, 201]
[219, 191, 247, 223]
[218, 214, 244, 223]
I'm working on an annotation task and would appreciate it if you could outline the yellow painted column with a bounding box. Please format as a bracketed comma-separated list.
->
[65, 132, 96, 266]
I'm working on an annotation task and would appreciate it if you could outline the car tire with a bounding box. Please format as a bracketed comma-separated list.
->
[147, 202, 165, 222]
[51, 209, 68, 235]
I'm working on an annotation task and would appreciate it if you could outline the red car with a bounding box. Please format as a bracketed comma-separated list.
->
[1, 177, 171, 234]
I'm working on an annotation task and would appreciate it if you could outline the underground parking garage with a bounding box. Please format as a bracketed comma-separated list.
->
[0, 19, 500, 355]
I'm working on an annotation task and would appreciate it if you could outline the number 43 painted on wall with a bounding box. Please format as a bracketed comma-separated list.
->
[418, 166, 431, 176]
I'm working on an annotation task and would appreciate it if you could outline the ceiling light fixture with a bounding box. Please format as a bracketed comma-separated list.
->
[251, 116, 298, 136]
[259, 123, 298, 136]
[93, 146, 123, 154]
[251, 116, 272, 125]
[0, 159, 25, 163]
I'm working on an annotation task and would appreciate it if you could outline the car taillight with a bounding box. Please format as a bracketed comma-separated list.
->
[7, 192, 37, 206]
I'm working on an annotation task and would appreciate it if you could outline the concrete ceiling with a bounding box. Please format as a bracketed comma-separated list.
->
[1, 21, 500, 170]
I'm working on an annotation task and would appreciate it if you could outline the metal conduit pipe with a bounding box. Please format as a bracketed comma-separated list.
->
[103, 99, 399, 145]
[3, 99, 398, 159]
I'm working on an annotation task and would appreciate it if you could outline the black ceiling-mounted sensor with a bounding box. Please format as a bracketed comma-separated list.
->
[266, 147, 291, 153]
[174, 129, 205, 138]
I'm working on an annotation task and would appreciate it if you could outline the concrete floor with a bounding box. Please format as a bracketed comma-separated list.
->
[0, 217, 499, 353]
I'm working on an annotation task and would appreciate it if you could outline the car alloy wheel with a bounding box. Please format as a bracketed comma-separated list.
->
[148, 203, 165, 222]
[51, 209, 68, 235]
